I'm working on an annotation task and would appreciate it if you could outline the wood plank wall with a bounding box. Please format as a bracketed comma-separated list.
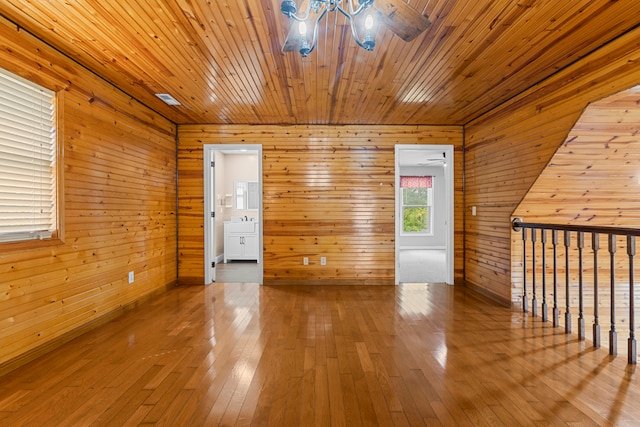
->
[0, 17, 177, 373]
[178, 125, 463, 285]
[464, 26, 640, 304]
[510, 87, 640, 323]
[515, 88, 640, 227]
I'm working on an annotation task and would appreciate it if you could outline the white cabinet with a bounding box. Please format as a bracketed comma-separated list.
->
[224, 222, 259, 262]
[240, 233, 259, 259]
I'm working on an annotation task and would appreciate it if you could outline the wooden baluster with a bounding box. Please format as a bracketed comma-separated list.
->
[522, 227, 528, 313]
[531, 228, 537, 317]
[565, 230, 572, 334]
[628, 235, 636, 364]
[552, 230, 559, 327]
[592, 233, 600, 348]
[577, 232, 585, 341]
[541, 228, 548, 322]
[609, 234, 617, 356]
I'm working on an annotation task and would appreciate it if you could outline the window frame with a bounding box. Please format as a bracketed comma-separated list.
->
[400, 176, 434, 236]
[0, 69, 64, 250]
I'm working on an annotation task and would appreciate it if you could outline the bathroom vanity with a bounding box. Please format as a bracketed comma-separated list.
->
[224, 220, 259, 263]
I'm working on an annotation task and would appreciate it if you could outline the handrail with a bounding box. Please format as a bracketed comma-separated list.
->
[512, 217, 638, 364]
[512, 217, 640, 237]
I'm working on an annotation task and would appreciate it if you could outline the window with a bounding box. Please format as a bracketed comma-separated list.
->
[0, 67, 58, 243]
[401, 176, 433, 234]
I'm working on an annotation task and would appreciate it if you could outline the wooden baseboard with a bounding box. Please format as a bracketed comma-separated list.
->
[178, 276, 205, 286]
[462, 281, 512, 307]
[0, 280, 178, 377]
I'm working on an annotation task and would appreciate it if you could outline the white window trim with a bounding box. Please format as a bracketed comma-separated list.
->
[0, 67, 59, 244]
[400, 178, 434, 236]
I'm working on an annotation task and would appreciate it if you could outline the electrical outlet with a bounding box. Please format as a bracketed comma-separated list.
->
[320, 256, 326, 266]
[128, 271, 134, 284]
[303, 257, 309, 266]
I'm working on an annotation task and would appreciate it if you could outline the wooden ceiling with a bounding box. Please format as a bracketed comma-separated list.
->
[1, 1, 639, 126]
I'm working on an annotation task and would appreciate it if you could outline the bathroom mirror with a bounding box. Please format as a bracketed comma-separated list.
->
[235, 180, 259, 210]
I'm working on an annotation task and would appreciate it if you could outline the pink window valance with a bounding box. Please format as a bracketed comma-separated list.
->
[400, 176, 432, 188]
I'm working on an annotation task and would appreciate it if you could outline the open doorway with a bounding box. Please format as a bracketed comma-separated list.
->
[395, 145, 454, 284]
[204, 144, 263, 284]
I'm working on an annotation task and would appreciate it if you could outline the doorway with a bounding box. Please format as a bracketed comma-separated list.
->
[204, 144, 263, 284]
[395, 145, 454, 284]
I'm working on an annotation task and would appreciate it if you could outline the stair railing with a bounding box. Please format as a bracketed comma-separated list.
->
[512, 218, 638, 364]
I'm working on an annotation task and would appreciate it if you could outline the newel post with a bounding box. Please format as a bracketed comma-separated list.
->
[513, 218, 528, 313]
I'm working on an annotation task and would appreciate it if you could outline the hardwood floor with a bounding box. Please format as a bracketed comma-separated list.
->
[0, 283, 638, 426]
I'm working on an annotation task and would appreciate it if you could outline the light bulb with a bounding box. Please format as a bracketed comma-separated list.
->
[365, 13, 374, 30]
[298, 21, 307, 36]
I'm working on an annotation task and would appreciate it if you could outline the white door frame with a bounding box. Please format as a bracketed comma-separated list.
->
[394, 144, 454, 285]
[204, 144, 263, 285]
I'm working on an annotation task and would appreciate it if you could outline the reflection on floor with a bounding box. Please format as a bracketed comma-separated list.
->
[398, 249, 447, 283]
[215, 260, 261, 283]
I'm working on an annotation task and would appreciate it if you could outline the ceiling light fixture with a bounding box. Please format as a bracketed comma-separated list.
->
[280, 0, 377, 57]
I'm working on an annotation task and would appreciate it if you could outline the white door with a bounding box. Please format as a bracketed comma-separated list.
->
[395, 145, 454, 285]
[204, 148, 217, 283]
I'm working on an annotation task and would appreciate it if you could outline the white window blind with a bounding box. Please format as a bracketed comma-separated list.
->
[0, 67, 57, 243]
